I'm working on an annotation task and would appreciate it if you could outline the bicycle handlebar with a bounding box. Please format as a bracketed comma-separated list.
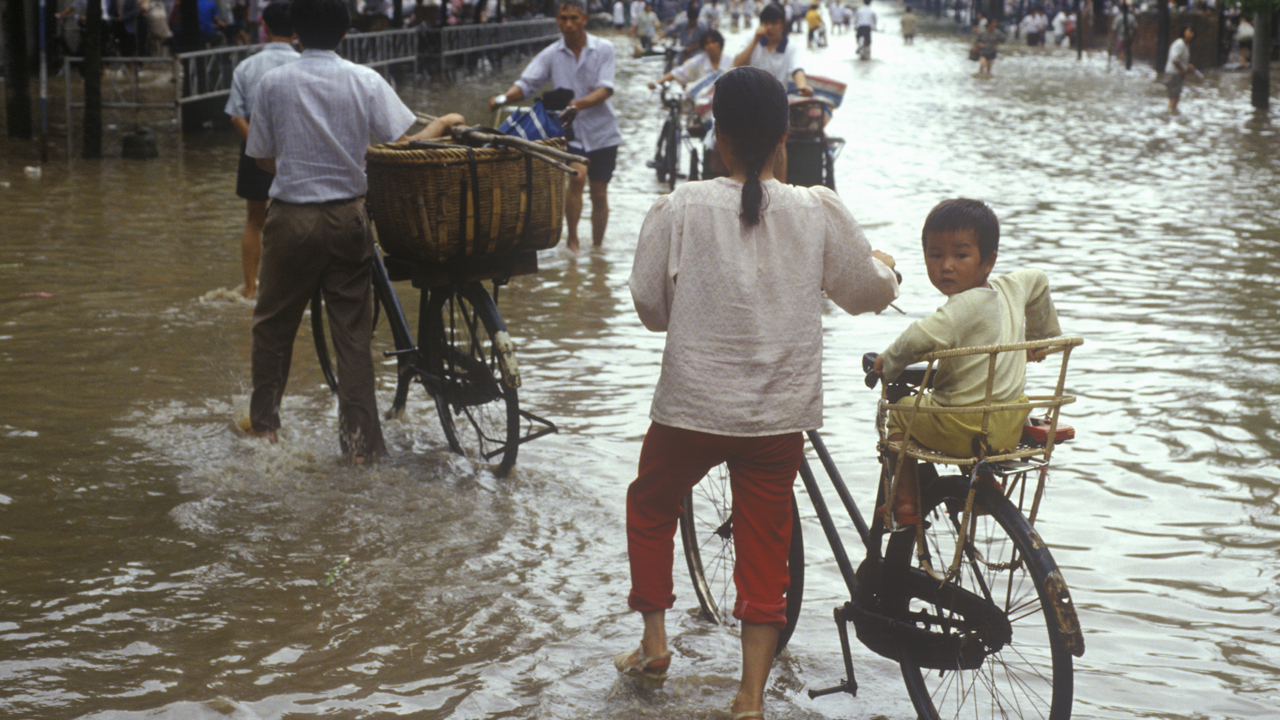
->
[863, 352, 930, 391]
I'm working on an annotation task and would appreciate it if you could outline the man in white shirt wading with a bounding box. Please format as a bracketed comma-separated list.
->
[225, 2, 299, 300]
[1164, 25, 1197, 114]
[854, 0, 876, 50]
[489, 0, 623, 253]
[244, 0, 463, 462]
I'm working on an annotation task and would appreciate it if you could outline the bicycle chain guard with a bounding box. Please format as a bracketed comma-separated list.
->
[848, 557, 1011, 671]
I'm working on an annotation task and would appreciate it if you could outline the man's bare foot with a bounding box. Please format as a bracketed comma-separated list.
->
[566, 237, 580, 253]
[245, 428, 277, 443]
[239, 415, 277, 442]
[242, 283, 256, 300]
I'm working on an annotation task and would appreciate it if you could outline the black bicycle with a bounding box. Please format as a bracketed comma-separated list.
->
[680, 336, 1086, 718]
[648, 80, 701, 189]
[311, 131, 573, 476]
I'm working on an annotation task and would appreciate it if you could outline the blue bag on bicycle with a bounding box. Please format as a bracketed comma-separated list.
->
[498, 100, 565, 141]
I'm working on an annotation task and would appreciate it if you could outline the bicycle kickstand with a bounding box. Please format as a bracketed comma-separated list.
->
[807, 604, 859, 699]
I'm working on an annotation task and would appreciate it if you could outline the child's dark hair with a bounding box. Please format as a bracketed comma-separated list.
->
[702, 29, 725, 48]
[291, 0, 350, 51]
[261, 2, 293, 38]
[921, 199, 1000, 258]
[713, 67, 788, 227]
[759, 3, 785, 24]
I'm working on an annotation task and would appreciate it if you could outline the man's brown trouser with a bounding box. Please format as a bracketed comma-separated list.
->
[249, 198, 386, 459]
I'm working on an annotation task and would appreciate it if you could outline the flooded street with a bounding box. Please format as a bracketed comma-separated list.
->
[3, 8, 1280, 719]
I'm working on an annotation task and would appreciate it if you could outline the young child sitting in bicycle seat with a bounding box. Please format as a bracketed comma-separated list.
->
[871, 198, 1060, 524]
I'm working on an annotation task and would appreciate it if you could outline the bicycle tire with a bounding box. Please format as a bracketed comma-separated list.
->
[426, 283, 520, 476]
[654, 120, 673, 185]
[888, 474, 1074, 720]
[689, 148, 700, 182]
[370, 253, 417, 417]
[679, 465, 804, 655]
[821, 143, 836, 192]
[309, 291, 340, 395]
[664, 120, 681, 189]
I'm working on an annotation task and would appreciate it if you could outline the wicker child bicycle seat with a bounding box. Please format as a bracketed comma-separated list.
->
[881, 336, 1084, 468]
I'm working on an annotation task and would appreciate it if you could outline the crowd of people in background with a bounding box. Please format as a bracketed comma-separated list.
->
[52, 0, 561, 59]
[53, 0, 1268, 76]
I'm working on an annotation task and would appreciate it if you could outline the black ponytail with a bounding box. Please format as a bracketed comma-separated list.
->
[712, 67, 789, 228]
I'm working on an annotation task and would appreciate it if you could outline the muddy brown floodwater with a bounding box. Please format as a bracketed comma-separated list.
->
[2, 9, 1279, 719]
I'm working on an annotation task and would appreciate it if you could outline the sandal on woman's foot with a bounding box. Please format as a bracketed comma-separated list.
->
[732, 712, 765, 720]
[613, 647, 671, 689]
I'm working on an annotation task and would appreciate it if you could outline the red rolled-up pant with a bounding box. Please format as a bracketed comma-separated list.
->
[626, 423, 803, 629]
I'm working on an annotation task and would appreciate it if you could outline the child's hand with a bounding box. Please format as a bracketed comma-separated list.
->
[872, 354, 885, 377]
[1027, 348, 1044, 362]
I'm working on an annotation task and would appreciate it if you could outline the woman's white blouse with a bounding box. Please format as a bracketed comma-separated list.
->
[629, 178, 899, 436]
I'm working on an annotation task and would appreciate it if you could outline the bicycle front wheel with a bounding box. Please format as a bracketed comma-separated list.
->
[654, 119, 674, 185]
[426, 283, 520, 476]
[679, 465, 804, 655]
[889, 475, 1075, 720]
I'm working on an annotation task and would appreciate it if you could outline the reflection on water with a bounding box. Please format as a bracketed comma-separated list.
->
[2, 9, 1279, 719]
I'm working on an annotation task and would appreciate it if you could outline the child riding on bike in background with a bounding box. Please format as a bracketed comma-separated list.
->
[871, 199, 1061, 524]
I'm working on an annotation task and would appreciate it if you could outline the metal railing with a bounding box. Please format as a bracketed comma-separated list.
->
[62, 55, 181, 156]
[421, 19, 560, 77]
[339, 26, 421, 72]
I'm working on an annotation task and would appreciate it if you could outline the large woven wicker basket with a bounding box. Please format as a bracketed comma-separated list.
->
[365, 139, 566, 263]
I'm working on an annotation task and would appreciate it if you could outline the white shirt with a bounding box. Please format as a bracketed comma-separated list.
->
[1052, 11, 1068, 34]
[854, 4, 875, 27]
[515, 34, 622, 152]
[246, 50, 416, 203]
[1166, 36, 1191, 74]
[224, 42, 301, 119]
[613, 0, 626, 24]
[699, 3, 722, 27]
[629, 179, 899, 436]
[671, 51, 724, 85]
[741, 35, 803, 86]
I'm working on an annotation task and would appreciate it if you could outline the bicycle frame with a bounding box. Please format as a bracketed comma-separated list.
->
[794, 429, 877, 698]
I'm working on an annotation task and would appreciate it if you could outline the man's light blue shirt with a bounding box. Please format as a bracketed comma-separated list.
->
[224, 42, 301, 120]
[245, 50, 416, 203]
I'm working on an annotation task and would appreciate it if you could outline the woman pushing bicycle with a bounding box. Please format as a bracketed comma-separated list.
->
[617, 67, 899, 718]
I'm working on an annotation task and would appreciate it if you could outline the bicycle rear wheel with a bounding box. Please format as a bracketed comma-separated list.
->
[425, 283, 520, 476]
[887, 474, 1076, 720]
[679, 465, 804, 654]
